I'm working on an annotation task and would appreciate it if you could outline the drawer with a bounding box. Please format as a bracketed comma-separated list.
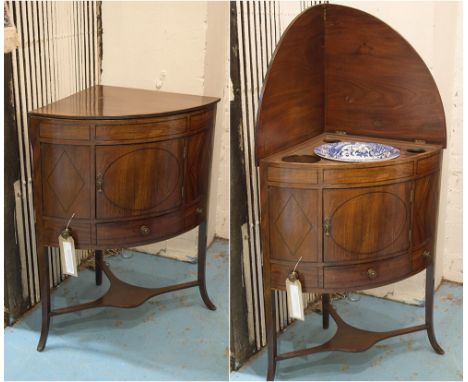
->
[323, 162, 413, 184]
[270, 262, 321, 292]
[323, 254, 411, 290]
[41, 219, 92, 248]
[96, 212, 185, 247]
[95, 117, 187, 141]
[39, 120, 90, 141]
[267, 166, 318, 185]
[417, 154, 440, 175]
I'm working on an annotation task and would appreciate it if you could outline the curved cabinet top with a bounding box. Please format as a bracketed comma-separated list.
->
[256, 4, 446, 163]
[29, 85, 220, 120]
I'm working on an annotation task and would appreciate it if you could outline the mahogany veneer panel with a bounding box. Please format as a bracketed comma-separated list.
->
[260, 132, 442, 293]
[40, 121, 90, 141]
[256, 6, 324, 162]
[324, 6, 446, 146]
[412, 173, 440, 249]
[185, 129, 213, 204]
[267, 167, 318, 185]
[95, 116, 187, 141]
[323, 182, 411, 262]
[270, 262, 321, 291]
[30, 85, 219, 119]
[417, 154, 441, 175]
[323, 162, 413, 184]
[96, 210, 186, 247]
[41, 218, 92, 248]
[95, 140, 184, 219]
[269, 187, 319, 262]
[41, 144, 92, 219]
[29, 85, 219, 249]
[256, 5, 446, 163]
[323, 253, 411, 290]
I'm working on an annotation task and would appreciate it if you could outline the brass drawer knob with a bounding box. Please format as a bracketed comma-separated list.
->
[423, 250, 431, 258]
[140, 225, 150, 236]
[367, 268, 377, 280]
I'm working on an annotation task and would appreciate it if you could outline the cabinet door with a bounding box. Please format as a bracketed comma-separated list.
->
[268, 187, 320, 262]
[96, 140, 184, 219]
[323, 182, 411, 262]
[41, 143, 91, 219]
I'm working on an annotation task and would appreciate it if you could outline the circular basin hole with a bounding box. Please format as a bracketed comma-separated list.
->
[282, 155, 321, 163]
[323, 138, 341, 143]
[407, 148, 426, 154]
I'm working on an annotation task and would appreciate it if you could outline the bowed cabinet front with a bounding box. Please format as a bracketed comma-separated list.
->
[265, 149, 441, 294]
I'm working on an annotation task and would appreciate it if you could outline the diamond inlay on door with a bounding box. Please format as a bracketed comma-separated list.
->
[47, 151, 85, 211]
[41, 144, 91, 218]
[269, 187, 319, 262]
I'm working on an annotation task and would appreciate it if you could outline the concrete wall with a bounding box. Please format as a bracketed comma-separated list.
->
[101, 1, 229, 260]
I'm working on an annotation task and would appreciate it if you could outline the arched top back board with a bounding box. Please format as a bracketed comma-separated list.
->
[256, 4, 446, 163]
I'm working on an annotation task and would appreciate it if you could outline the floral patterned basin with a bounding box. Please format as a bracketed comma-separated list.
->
[314, 141, 400, 162]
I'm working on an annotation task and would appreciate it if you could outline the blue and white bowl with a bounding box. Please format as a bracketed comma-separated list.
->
[314, 141, 400, 162]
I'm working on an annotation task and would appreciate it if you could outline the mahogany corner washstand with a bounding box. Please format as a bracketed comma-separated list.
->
[28, 85, 219, 351]
[256, 5, 446, 380]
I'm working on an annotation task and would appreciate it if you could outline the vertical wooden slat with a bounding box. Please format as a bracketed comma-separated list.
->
[239, 0, 262, 350]
[236, 0, 255, 349]
[83, 1, 88, 88]
[79, 1, 85, 90]
[21, 1, 40, 304]
[93, 1, 99, 84]
[11, 1, 34, 304]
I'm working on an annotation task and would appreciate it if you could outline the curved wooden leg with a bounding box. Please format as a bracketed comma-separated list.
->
[37, 246, 51, 351]
[197, 220, 216, 311]
[95, 250, 103, 286]
[425, 261, 444, 354]
[322, 293, 330, 330]
[266, 291, 277, 381]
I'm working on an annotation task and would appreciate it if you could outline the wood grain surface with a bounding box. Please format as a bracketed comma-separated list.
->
[29, 85, 219, 120]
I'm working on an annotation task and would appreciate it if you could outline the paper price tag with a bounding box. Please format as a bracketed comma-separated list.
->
[286, 273, 304, 320]
[59, 229, 78, 277]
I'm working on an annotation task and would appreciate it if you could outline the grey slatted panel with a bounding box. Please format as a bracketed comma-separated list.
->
[235, 1, 324, 351]
[9, 0, 101, 309]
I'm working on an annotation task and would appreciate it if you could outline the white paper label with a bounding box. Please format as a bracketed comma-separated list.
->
[63, 241, 74, 274]
[286, 277, 305, 320]
[289, 284, 302, 317]
[59, 232, 78, 277]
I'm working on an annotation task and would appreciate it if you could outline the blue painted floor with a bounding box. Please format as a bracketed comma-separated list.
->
[232, 282, 462, 381]
[5, 239, 229, 381]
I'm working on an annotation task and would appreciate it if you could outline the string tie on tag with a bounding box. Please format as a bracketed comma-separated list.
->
[66, 212, 76, 230]
[293, 256, 302, 273]
[289, 256, 302, 281]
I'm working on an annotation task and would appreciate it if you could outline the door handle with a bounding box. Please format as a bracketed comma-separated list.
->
[324, 218, 331, 236]
[96, 174, 104, 193]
